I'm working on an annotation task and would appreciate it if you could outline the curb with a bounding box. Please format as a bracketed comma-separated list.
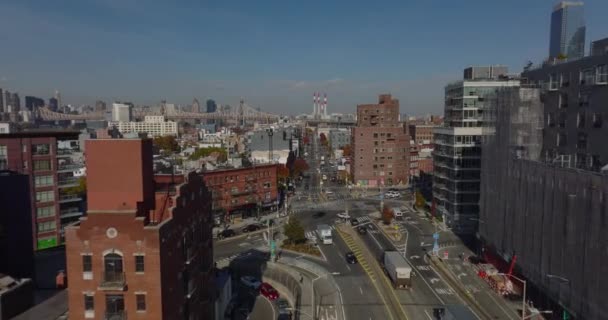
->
[279, 247, 325, 262]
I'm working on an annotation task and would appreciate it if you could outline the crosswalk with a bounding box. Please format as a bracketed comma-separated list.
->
[304, 216, 375, 239]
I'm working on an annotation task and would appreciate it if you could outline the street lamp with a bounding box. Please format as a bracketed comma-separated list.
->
[546, 274, 571, 320]
[266, 127, 274, 163]
[497, 273, 527, 320]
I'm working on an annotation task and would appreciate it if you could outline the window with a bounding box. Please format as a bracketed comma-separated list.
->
[83, 255, 92, 272]
[557, 133, 567, 147]
[577, 112, 586, 128]
[581, 69, 594, 85]
[136, 294, 146, 311]
[33, 160, 51, 171]
[578, 92, 590, 107]
[560, 73, 570, 87]
[36, 191, 55, 203]
[577, 133, 588, 149]
[593, 113, 603, 128]
[558, 93, 568, 108]
[263, 182, 271, 188]
[135, 255, 145, 273]
[37, 206, 55, 218]
[558, 113, 566, 128]
[37, 221, 57, 233]
[31, 144, 50, 155]
[35, 175, 54, 187]
[84, 294, 94, 311]
[549, 73, 558, 90]
[596, 64, 608, 84]
[0, 146, 7, 170]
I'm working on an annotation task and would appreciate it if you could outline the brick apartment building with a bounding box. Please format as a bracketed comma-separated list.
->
[0, 131, 85, 250]
[66, 139, 214, 320]
[408, 124, 436, 145]
[201, 164, 279, 220]
[351, 94, 410, 186]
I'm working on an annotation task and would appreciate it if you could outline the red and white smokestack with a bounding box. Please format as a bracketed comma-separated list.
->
[313, 92, 317, 115]
[323, 93, 328, 116]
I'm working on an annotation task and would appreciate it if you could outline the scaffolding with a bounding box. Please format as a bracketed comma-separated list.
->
[479, 86, 608, 319]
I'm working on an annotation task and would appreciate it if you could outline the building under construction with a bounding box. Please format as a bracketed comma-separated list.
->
[479, 86, 608, 319]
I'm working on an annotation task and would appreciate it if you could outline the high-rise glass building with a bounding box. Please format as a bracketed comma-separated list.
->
[549, 1, 585, 60]
[206, 99, 217, 113]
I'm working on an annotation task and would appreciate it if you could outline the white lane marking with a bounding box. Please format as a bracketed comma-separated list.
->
[367, 231, 386, 251]
[359, 286, 363, 295]
[424, 310, 433, 320]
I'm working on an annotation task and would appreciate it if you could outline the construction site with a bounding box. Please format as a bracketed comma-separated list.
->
[478, 86, 608, 319]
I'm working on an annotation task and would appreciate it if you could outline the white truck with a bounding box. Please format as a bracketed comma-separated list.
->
[383, 251, 412, 289]
[316, 224, 333, 244]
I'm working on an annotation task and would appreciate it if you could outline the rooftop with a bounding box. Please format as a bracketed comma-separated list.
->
[0, 130, 81, 139]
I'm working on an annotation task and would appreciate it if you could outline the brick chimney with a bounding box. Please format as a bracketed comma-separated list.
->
[85, 139, 155, 213]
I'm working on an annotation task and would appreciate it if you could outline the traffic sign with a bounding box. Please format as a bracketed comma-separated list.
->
[443, 251, 449, 259]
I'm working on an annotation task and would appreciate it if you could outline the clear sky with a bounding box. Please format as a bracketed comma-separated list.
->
[1, 0, 607, 115]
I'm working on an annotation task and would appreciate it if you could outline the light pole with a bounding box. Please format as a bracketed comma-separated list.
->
[546, 274, 570, 320]
[266, 127, 274, 163]
[497, 273, 526, 320]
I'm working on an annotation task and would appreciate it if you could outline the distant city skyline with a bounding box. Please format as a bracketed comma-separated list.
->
[1, 1, 607, 115]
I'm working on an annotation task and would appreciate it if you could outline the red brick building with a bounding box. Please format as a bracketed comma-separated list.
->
[408, 124, 436, 145]
[201, 164, 279, 219]
[0, 131, 84, 250]
[65, 139, 214, 320]
[351, 94, 410, 186]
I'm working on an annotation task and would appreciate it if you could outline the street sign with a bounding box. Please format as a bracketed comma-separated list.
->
[443, 251, 449, 259]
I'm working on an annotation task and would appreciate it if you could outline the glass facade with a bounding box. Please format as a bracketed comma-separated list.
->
[549, 2, 585, 59]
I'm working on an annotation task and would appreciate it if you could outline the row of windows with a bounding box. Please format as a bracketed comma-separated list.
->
[35, 175, 54, 187]
[36, 191, 55, 203]
[548, 64, 608, 89]
[82, 255, 145, 273]
[37, 206, 55, 218]
[84, 293, 146, 312]
[207, 171, 272, 185]
[37, 221, 56, 233]
[547, 112, 603, 128]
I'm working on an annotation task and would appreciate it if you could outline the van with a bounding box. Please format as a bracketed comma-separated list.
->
[393, 208, 404, 219]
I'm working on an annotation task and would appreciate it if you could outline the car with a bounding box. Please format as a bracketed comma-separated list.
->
[357, 226, 367, 235]
[325, 190, 334, 194]
[260, 282, 279, 300]
[345, 252, 358, 264]
[337, 212, 351, 219]
[276, 298, 291, 316]
[322, 174, 327, 180]
[217, 229, 236, 239]
[242, 224, 262, 233]
[366, 224, 375, 231]
[350, 218, 359, 226]
[240, 276, 262, 290]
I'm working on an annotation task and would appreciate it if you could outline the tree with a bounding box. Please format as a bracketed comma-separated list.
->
[382, 206, 394, 225]
[153, 136, 179, 154]
[293, 159, 309, 177]
[188, 147, 227, 162]
[303, 136, 310, 145]
[415, 191, 426, 209]
[286, 151, 296, 176]
[284, 217, 306, 244]
[277, 164, 289, 181]
[64, 177, 86, 196]
[319, 133, 328, 146]
[341, 144, 352, 157]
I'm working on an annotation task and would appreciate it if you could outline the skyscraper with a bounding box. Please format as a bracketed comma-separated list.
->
[206, 99, 217, 113]
[192, 98, 201, 113]
[549, 1, 585, 60]
[49, 98, 58, 111]
[10, 93, 20, 113]
[4, 91, 11, 112]
[0, 89, 4, 113]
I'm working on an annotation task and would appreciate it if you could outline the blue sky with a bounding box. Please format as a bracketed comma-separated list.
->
[0, 0, 607, 115]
